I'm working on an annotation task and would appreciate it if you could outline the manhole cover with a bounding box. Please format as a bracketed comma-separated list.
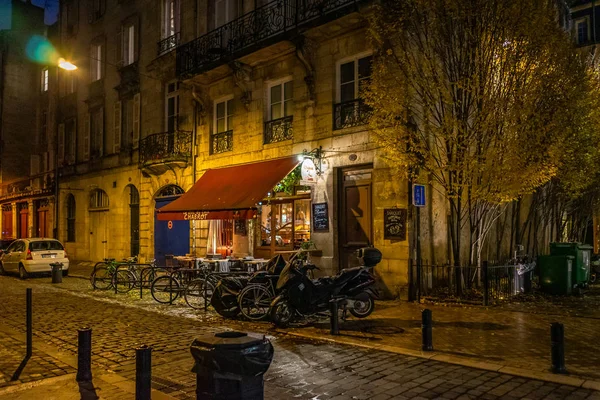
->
[362, 326, 404, 335]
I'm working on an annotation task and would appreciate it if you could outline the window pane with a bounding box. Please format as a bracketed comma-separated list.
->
[227, 99, 234, 116]
[275, 203, 293, 248]
[358, 56, 372, 79]
[341, 82, 355, 102]
[294, 199, 311, 249]
[271, 84, 282, 105]
[340, 61, 355, 84]
[226, 115, 233, 131]
[271, 104, 282, 120]
[284, 99, 293, 117]
[216, 102, 225, 119]
[217, 118, 225, 133]
[284, 81, 293, 101]
[259, 205, 272, 246]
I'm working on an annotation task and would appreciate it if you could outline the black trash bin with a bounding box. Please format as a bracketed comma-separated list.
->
[50, 262, 63, 284]
[190, 331, 274, 400]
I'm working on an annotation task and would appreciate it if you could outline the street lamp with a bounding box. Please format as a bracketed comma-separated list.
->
[58, 58, 77, 71]
[53, 58, 77, 239]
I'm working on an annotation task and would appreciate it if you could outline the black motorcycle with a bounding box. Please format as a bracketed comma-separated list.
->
[269, 247, 382, 327]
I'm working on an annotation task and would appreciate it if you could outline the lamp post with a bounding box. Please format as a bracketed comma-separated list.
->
[53, 59, 77, 239]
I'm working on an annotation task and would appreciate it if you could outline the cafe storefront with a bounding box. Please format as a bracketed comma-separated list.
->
[156, 156, 312, 259]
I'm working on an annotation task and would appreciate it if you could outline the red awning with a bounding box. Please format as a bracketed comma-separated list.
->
[156, 156, 300, 221]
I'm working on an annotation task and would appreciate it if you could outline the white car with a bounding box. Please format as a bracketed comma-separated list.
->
[0, 238, 70, 279]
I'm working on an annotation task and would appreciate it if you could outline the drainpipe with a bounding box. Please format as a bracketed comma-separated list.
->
[191, 101, 197, 255]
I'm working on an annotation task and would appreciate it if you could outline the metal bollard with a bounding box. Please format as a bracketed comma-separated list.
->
[50, 263, 63, 284]
[136, 345, 152, 400]
[551, 322, 566, 374]
[26, 288, 32, 357]
[330, 299, 339, 335]
[422, 309, 433, 351]
[76, 327, 93, 382]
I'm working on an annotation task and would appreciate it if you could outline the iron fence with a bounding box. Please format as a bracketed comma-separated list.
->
[158, 33, 180, 56]
[139, 131, 192, 166]
[264, 115, 293, 144]
[210, 130, 233, 154]
[333, 99, 372, 130]
[410, 260, 533, 305]
[176, 0, 361, 77]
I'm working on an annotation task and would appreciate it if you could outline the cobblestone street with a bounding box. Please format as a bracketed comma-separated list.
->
[1, 275, 599, 399]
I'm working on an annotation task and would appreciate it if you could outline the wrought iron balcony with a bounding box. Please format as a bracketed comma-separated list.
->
[210, 130, 233, 154]
[177, 0, 361, 77]
[158, 33, 180, 56]
[333, 99, 371, 130]
[264, 115, 293, 144]
[139, 130, 192, 167]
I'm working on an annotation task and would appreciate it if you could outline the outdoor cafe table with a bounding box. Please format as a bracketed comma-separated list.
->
[173, 256, 267, 272]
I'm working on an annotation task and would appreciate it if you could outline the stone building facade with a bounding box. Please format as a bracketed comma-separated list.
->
[0, 0, 410, 298]
[0, 1, 55, 241]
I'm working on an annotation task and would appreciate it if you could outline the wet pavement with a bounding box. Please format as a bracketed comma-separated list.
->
[0, 275, 600, 399]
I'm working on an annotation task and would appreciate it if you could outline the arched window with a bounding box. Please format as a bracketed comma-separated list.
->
[89, 189, 109, 210]
[156, 185, 184, 198]
[66, 194, 76, 242]
[129, 185, 140, 256]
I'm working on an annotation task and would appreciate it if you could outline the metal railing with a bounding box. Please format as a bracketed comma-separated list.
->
[210, 130, 233, 154]
[333, 99, 372, 130]
[264, 115, 293, 144]
[410, 260, 533, 305]
[139, 130, 192, 166]
[177, 0, 361, 77]
[157, 32, 180, 56]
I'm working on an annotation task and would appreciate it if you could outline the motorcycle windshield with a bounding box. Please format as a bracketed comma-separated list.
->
[276, 261, 297, 290]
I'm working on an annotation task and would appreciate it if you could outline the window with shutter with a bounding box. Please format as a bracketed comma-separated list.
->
[58, 123, 65, 163]
[133, 93, 140, 148]
[83, 113, 90, 160]
[65, 118, 77, 164]
[114, 101, 122, 153]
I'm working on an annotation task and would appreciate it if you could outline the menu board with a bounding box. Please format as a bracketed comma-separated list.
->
[234, 220, 247, 236]
[312, 203, 329, 232]
[384, 208, 407, 240]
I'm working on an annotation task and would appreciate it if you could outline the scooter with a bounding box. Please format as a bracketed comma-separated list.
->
[269, 247, 382, 327]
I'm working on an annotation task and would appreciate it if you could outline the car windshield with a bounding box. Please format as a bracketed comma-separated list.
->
[29, 241, 64, 251]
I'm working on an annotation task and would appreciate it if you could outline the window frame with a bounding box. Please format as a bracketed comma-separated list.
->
[122, 23, 136, 66]
[41, 68, 49, 92]
[90, 107, 104, 157]
[213, 95, 234, 134]
[575, 17, 591, 44]
[165, 81, 180, 132]
[89, 189, 109, 210]
[163, 0, 180, 39]
[64, 117, 77, 164]
[66, 194, 76, 242]
[335, 51, 373, 103]
[90, 41, 104, 82]
[267, 77, 294, 121]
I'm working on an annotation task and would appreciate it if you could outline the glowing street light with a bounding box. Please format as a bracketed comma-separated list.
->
[58, 58, 77, 71]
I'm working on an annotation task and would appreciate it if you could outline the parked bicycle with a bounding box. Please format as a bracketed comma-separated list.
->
[90, 257, 139, 293]
[150, 263, 219, 308]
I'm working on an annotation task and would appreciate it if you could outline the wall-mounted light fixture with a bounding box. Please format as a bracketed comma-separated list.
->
[297, 145, 323, 176]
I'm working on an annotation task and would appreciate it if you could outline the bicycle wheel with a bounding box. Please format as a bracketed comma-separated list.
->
[90, 266, 112, 290]
[140, 268, 157, 289]
[238, 284, 273, 321]
[184, 279, 215, 309]
[114, 269, 136, 293]
[151, 276, 180, 304]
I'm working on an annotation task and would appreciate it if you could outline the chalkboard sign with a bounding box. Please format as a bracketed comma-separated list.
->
[384, 208, 407, 240]
[234, 220, 247, 236]
[312, 203, 329, 232]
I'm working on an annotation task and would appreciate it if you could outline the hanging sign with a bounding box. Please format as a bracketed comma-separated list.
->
[300, 158, 318, 184]
[384, 208, 407, 240]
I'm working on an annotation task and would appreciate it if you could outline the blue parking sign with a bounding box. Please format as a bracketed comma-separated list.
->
[413, 184, 426, 207]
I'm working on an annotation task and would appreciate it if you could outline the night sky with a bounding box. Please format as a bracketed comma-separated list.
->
[0, 0, 58, 30]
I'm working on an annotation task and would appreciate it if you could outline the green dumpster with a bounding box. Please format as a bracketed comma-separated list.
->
[549, 243, 592, 288]
[538, 255, 573, 295]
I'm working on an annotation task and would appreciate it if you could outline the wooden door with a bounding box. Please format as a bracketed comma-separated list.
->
[37, 209, 48, 237]
[19, 209, 28, 238]
[339, 167, 372, 270]
[2, 210, 13, 238]
[89, 211, 108, 262]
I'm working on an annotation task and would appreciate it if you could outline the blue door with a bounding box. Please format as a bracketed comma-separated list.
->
[154, 196, 190, 266]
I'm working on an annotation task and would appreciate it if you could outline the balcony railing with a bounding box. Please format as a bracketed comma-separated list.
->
[139, 130, 192, 166]
[177, 0, 361, 77]
[333, 99, 371, 130]
[264, 115, 293, 144]
[210, 130, 233, 154]
[158, 33, 180, 56]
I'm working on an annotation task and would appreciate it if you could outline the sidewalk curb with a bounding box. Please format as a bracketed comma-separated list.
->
[277, 329, 600, 391]
[0, 322, 177, 399]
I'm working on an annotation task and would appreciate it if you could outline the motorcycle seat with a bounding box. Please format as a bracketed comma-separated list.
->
[333, 267, 362, 286]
